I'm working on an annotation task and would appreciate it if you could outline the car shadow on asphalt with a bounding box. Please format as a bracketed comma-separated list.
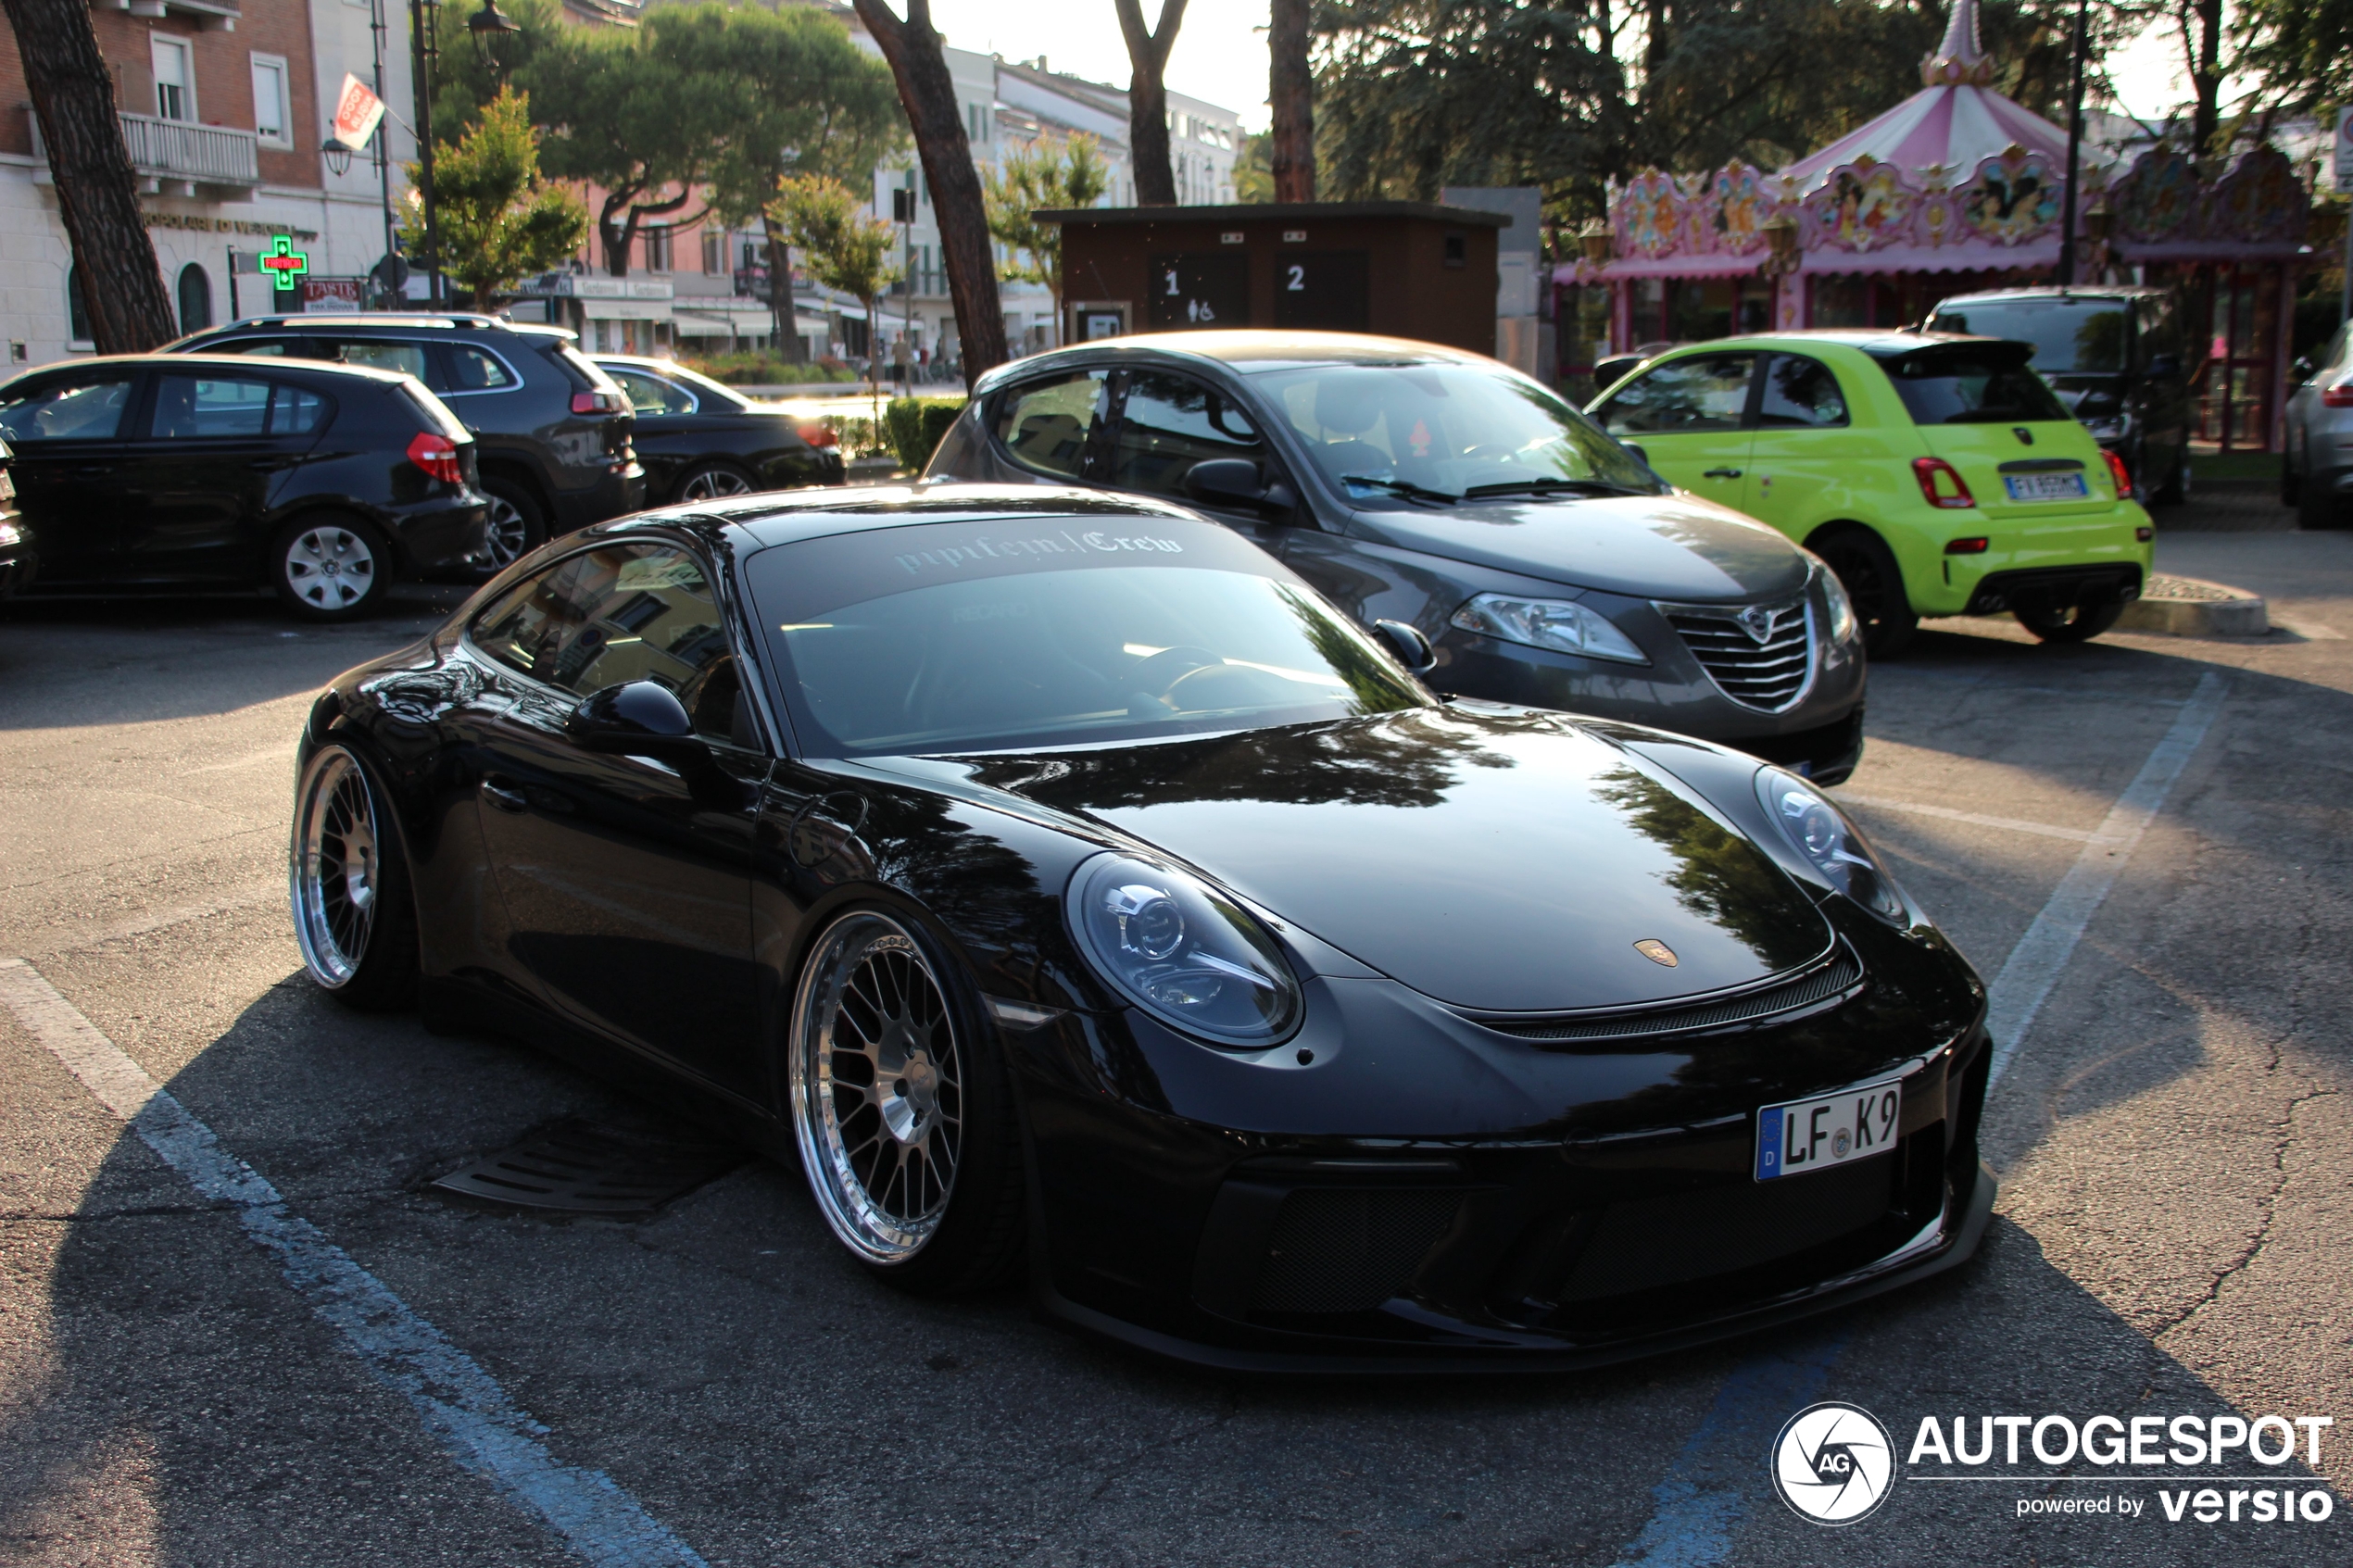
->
[7, 963, 2343, 1566]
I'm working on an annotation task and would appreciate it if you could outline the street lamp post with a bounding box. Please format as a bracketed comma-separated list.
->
[409, 0, 443, 305]
[2057, 0, 2088, 286]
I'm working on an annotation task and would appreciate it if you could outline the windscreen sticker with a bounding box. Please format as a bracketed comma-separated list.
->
[892, 529, 1186, 577]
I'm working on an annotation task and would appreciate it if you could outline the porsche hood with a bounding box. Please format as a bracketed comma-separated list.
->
[958, 708, 1835, 1014]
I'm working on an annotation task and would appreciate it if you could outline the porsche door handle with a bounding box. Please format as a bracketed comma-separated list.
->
[1703, 467, 1743, 479]
[480, 777, 528, 813]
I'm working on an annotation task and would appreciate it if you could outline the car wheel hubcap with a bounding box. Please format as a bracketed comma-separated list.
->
[790, 912, 963, 1263]
[483, 496, 529, 568]
[284, 526, 376, 610]
[291, 749, 378, 986]
[681, 469, 753, 501]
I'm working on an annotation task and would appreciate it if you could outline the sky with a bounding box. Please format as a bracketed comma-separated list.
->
[925, 1, 2219, 138]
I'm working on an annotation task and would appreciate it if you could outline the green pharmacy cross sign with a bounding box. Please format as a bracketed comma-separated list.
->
[259, 235, 309, 287]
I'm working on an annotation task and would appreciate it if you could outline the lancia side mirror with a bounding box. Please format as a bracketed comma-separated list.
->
[565, 680, 708, 763]
[1185, 458, 1268, 507]
[1372, 618, 1437, 674]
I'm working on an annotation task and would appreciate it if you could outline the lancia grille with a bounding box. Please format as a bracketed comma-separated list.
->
[1659, 597, 1815, 713]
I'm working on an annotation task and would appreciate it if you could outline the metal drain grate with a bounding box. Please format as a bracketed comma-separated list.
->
[429, 1118, 744, 1218]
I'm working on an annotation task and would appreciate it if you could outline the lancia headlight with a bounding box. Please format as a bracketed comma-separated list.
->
[1068, 852, 1302, 1047]
[1813, 559, 1858, 645]
[1755, 768, 1911, 924]
[1450, 593, 1648, 664]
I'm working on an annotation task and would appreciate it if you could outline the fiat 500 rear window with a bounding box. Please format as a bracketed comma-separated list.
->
[1873, 344, 2070, 426]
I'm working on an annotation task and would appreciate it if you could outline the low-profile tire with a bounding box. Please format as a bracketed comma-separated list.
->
[2297, 478, 2347, 530]
[673, 461, 759, 505]
[2014, 599, 2126, 644]
[478, 478, 547, 572]
[289, 742, 419, 1011]
[1811, 527, 1918, 659]
[787, 907, 1026, 1297]
[272, 513, 391, 621]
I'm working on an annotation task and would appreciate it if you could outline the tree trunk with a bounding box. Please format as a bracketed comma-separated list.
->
[762, 215, 806, 365]
[2, 0, 178, 351]
[1115, 0, 1189, 206]
[1267, 0, 1313, 203]
[2184, 0, 2222, 163]
[601, 189, 641, 276]
[852, 0, 1009, 390]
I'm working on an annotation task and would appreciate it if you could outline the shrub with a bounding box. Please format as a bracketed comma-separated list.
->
[886, 396, 968, 471]
[681, 351, 858, 386]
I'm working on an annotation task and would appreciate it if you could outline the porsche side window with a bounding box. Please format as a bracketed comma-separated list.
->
[1595, 354, 1755, 435]
[1110, 370, 1264, 501]
[0, 372, 137, 443]
[472, 545, 755, 746]
[610, 368, 695, 415]
[1755, 356, 1849, 429]
[994, 370, 1107, 479]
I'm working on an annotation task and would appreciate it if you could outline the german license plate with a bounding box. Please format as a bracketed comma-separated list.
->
[1755, 1076, 1903, 1180]
[2003, 471, 2089, 501]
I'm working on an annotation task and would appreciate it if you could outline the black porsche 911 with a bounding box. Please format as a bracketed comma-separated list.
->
[288, 483, 1994, 1369]
[593, 355, 845, 503]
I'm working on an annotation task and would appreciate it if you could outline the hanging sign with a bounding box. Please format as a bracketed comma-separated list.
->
[258, 234, 310, 289]
[330, 74, 385, 151]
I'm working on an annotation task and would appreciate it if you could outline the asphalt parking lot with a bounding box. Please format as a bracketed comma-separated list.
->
[2, 493, 2347, 1567]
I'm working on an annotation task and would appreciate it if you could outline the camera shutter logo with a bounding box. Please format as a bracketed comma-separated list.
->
[1771, 1401, 1895, 1524]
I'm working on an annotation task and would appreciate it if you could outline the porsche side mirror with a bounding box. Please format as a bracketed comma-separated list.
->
[1621, 442, 1649, 466]
[1373, 618, 1437, 674]
[566, 680, 708, 762]
[1183, 458, 1270, 508]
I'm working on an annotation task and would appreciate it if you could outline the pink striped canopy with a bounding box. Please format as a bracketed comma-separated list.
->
[1780, 84, 2079, 191]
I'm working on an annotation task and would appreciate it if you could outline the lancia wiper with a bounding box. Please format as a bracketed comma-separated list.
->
[1461, 476, 1653, 499]
[1340, 473, 1460, 504]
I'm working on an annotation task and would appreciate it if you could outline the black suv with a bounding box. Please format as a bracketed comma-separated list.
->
[0, 354, 485, 620]
[1923, 286, 2196, 505]
[173, 313, 644, 567]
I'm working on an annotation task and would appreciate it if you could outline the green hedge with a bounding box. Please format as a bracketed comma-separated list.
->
[886, 396, 968, 471]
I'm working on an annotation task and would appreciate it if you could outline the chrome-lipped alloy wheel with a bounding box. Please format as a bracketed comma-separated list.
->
[283, 524, 377, 611]
[482, 495, 530, 569]
[678, 466, 754, 502]
[790, 912, 964, 1264]
[290, 748, 381, 988]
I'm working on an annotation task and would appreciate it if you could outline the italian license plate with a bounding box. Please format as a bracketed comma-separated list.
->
[2003, 471, 2090, 501]
[1755, 1076, 1904, 1181]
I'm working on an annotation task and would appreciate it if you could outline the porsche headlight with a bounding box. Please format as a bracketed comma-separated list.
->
[1755, 768, 1910, 924]
[1068, 851, 1302, 1047]
[1450, 594, 1648, 664]
[1813, 559, 1857, 645]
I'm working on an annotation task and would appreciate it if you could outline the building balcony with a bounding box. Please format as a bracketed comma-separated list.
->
[30, 109, 261, 201]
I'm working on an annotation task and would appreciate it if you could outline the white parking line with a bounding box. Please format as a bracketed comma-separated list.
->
[1833, 793, 2108, 844]
[0, 958, 709, 1568]
[1983, 671, 2229, 1088]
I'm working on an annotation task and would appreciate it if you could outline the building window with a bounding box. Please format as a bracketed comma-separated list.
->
[250, 55, 290, 146]
[177, 263, 212, 332]
[644, 226, 673, 273]
[68, 267, 91, 345]
[151, 35, 194, 121]
[701, 228, 724, 274]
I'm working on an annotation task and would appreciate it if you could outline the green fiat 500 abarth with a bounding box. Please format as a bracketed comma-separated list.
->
[1590, 332, 2154, 657]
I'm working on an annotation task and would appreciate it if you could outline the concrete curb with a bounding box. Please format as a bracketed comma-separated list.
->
[2119, 574, 2269, 636]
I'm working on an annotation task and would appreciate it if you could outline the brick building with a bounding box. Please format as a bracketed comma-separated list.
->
[1, 0, 414, 365]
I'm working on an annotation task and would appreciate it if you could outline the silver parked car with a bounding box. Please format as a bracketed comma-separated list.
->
[2284, 322, 2353, 530]
[925, 331, 1869, 782]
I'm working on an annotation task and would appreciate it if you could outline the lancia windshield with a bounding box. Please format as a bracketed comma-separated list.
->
[745, 515, 1427, 757]
[1245, 360, 1662, 504]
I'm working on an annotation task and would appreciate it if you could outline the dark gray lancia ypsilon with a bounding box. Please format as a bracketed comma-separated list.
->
[926, 332, 1869, 782]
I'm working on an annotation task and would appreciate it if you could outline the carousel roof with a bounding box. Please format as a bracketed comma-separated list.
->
[1780, 0, 2084, 190]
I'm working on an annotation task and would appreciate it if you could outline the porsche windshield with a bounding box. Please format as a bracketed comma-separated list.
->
[746, 515, 1426, 756]
[1247, 359, 1663, 503]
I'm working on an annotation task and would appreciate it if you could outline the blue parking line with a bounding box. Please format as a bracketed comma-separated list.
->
[1609, 1329, 1852, 1566]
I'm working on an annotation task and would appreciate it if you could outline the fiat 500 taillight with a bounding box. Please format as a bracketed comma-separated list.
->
[407, 432, 464, 483]
[1911, 457, 1975, 509]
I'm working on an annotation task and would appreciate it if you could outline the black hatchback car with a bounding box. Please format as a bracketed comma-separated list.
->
[593, 355, 846, 501]
[0, 354, 485, 620]
[0, 439, 31, 604]
[173, 313, 644, 570]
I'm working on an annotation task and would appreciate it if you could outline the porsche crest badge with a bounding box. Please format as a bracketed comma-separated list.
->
[1634, 938, 1680, 967]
